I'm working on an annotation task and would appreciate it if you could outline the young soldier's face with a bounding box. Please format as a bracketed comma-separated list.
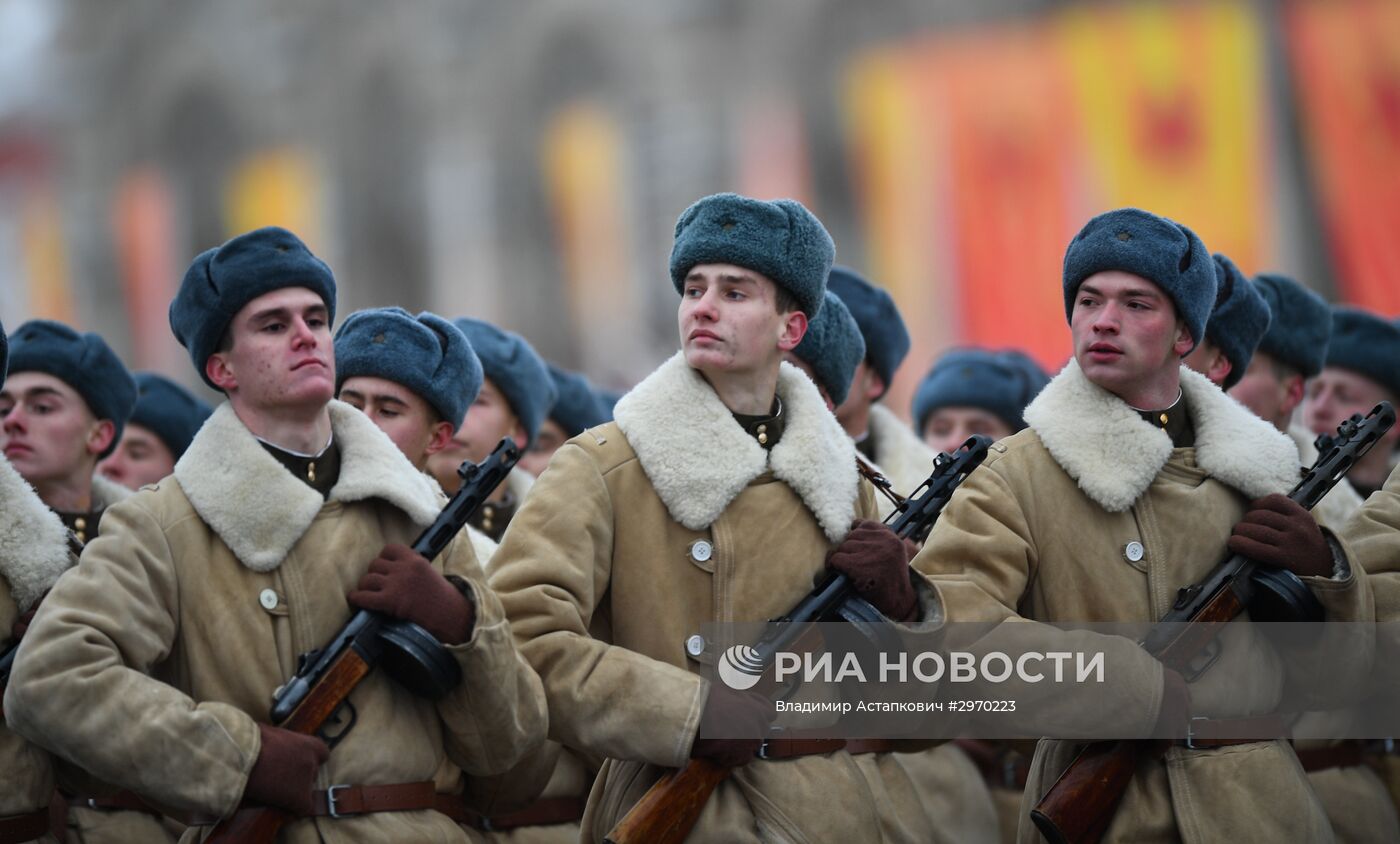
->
[679, 264, 806, 376]
[97, 424, 176, 489]
[1304, 367, 1398, 439]
[1070, 272, 1193, 398]
[518, 418, 567, 476]
[1229, 352, 1300, 429]
[921, 407, 1015, 455]
[207, 287, 335, 413]
[427, 377, 525, 487]
[338, 375, 452, 470]
[0, 371, 114, 488]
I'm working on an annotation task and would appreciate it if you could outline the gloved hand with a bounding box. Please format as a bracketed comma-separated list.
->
[244, 724, 329, 815]
[1227, 494, 1332, 579]
[348, 544, 475, 644]
[826, 519, 918, 622]
[690, 685, 775, 768]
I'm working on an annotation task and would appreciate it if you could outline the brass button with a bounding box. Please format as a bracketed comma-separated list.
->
[307, 462, 316, 482]
[75, 531, 86, 544]
[74, 517, 87, 531]
[757, 424, 767, 434]
[1159, 413, 1169, 426]
[483, 517, 494, 532]
[757, 433, 768, 445]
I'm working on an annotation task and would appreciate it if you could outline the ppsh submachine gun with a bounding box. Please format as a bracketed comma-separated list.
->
[1031, 402, 1395, 844]
[606, 435, 994, 844]
[205, 438, 520, 844]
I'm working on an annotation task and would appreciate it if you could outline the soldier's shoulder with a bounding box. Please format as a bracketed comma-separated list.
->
[562, 420, 640, 477]
[110, 476, 201, 530]
[982, 427, 1053, 469]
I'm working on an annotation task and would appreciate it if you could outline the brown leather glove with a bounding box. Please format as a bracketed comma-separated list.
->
[244, 724, 329, 815]
[1226, 494, 1332, 579]
[826, 519, 919, 622]
[690, 685, 775, 768]
[347, 544, 475, 644]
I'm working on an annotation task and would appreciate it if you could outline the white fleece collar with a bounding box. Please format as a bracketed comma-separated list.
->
[175, 401, 443, 572]
[1023, 360, 1300, 512]
[0, 458, 72, 612]
[614, 352, 860, 542]
[867, 403, 938, 497]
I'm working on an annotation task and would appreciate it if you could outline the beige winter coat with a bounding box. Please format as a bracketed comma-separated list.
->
[0, 457, 67, 840]
[915, 362, 1371, 844]
[489, 354, 944, 843]
[4, 401, 547, 843]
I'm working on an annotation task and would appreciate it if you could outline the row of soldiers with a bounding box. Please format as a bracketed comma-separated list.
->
[0, 194, 1397, 843]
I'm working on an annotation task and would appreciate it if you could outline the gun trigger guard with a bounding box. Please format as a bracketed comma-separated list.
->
[317, 699, 358, 749]
[1181, 638, 1221, 683]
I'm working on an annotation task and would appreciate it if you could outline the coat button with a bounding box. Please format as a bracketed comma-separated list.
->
[685, 634, 706, 657]
[690, 540, 713, 563]
[259, 589, 279, 610]
[1124, 541, 1145, 563]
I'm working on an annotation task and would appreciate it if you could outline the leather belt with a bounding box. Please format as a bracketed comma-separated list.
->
[0, 809, 49, 844]
[1176, 715, 1290, 749]
[307, 781, 438, 818]
[757, 737, 899, 760]
[954, 739, 1030, 790]
[451, 796, 587, 831]
[68, 790, 160, 815]
[1296, 741, 1366, 773]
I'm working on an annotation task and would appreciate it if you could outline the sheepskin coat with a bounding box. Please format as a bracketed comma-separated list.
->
[0, 456, 68, 824]
[915, 361, 1371, 844]
[488, 353, 944, 843]
[4, 400, 547, 843]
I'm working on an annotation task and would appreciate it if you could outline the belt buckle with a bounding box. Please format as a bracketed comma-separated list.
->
[1184, 717, 1211, 750]
[326, 784, 351, 819]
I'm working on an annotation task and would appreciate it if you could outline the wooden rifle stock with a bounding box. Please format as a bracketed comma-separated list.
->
[1031, 403, 1394, 844]
[204, 439, 520, 843]
[205, 646, 375, 843]
[605, 436, 993, 844]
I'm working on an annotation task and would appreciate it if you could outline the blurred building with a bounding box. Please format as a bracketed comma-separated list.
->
[0, 0, 1395, 413]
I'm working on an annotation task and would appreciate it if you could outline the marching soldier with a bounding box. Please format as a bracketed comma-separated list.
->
[488, 193, 940, 842]
[1302, 307, 1400, 499]
[1194, 272, 1384, 840]
[518, 364, 608, 478]
[1, 320, 137, 549]
[1226, 275, 1363, 526]
[0, 318, 70, 844]
[1181, 253, 1271, 390]
[912, 348, 1048, 456]
[333, 305, 500, 566]
[789, 288, 1003, 843]
[0, 321, 175, 842]
[427, 318, 557, 542]
[98, 372, 212, 490]
[784, 289, 866, 411]
[333, 305, 586, 839]
[827, 267, 938, 506]
[915, 208, 1371, 843]
[5, 226, 547, 841]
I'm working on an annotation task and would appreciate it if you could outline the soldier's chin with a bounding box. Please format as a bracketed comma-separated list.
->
[683, 344, 731, 372]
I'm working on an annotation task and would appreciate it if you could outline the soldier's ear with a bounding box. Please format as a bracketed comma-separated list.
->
[1173, 321, 1195, 359]
[777, 311, 808, 353]
[424, 420, 455, 456]
[206, 352, 238, 392]
[86, 419, 116, 458]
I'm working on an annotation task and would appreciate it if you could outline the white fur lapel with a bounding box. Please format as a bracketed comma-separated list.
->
[1024, 360, 1299, 512]
[614, 352, 859, 542]
[175, 401, 442, 572]
[0, 458, 72, 612]
[868, 403, 938, 497]
[505, 466, 534, 501]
